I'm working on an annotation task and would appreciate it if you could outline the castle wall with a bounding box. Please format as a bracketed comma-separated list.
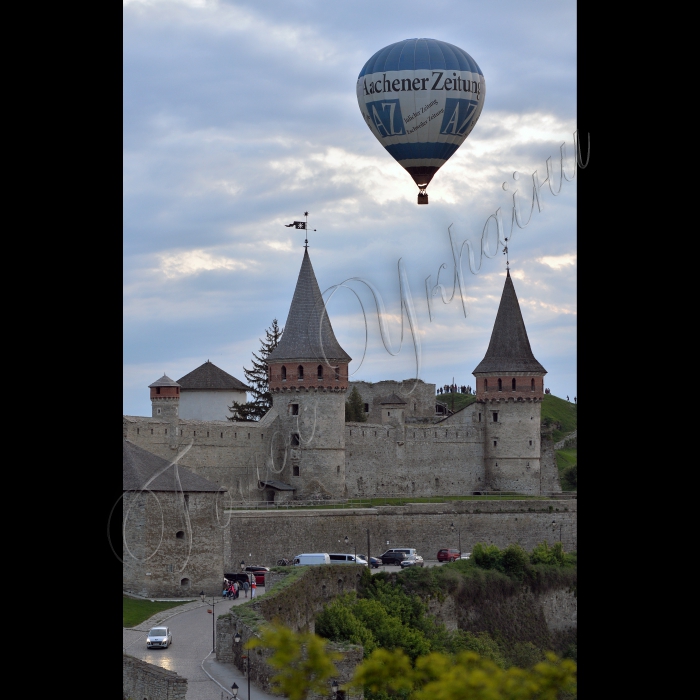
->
[345, 411, 486, 497]
[122, 490, 225, 597]
[179, 389, 246, 421]
[123, 654, 187, 700]
[224, 500, 577, 568]
[481, 399, 543, 493]
[349, 379, 436, 423]
[123, 416, 278, 502]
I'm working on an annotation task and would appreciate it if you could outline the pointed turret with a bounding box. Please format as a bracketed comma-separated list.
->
[473, 270, 546, 400]
[267, 248, 351, 392]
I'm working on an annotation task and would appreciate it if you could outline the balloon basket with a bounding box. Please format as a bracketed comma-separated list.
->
[417, 193, 429, 205]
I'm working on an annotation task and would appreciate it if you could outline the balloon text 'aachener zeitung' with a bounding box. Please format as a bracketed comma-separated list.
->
[360, 71, 483, 98]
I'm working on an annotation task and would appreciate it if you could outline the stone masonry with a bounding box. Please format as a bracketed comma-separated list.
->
[123, 653, 187, 700]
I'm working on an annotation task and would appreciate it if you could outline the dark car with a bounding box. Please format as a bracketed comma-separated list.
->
[245, 565, 270, 585]
[437, 548, 461, 562]
[356, 555, 381, 569]
[378, 551, 407, 566]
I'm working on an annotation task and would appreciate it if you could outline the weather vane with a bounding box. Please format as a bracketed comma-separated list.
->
[284, 211, 317, 248]
[503, 237, 510, 271]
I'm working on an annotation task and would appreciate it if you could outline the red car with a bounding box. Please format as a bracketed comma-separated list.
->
[245, 565, 270, 585]
[437, 548, 461, 562]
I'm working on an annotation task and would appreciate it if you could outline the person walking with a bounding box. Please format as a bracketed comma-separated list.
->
[243, 579, 250, 598]
[251, 578, 257, 598]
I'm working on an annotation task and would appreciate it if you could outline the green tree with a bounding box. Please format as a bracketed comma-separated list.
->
[247, 622, 341, 700]
[228, 318, 283, 421]
[252, 624, 577, 700]
[345, 385, 367, 422]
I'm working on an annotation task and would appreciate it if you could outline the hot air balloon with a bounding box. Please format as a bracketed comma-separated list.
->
[357, 38, 485, 204]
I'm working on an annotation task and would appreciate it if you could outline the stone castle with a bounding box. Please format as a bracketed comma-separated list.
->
[123, 248, 562, 503]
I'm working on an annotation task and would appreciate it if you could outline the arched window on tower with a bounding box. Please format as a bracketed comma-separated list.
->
[512, 378, 516, 391]
[498, 378, 502, 392]
[281, 366, 287, 380]
[298, 365, 304, 380]
[484, 379, 488, 392]
[317, 365, 323, 379]
[531, 378, 535, 392]
[334, 366, 340, 380]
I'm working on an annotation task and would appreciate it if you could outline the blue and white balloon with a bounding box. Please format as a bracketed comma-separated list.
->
[357, 38, 485, 204]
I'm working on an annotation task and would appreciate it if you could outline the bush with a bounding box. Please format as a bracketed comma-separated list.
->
[472, 543, 503, 571]
[500, 544, 530, 581]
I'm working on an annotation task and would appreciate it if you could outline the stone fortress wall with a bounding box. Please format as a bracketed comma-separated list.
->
[125, 375, 560, 501]
[122, 488, 228, 598]
[221, 500, 577, 572]
[123, 654, 187, 700]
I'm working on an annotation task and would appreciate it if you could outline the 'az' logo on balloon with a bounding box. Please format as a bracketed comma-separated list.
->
[366, 99, 406, 138]
[440, 98, 479, 136]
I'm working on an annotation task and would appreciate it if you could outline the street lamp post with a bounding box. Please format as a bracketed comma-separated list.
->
[234, 630, 251, 700]
[331, 679, 339, 698]
[200, 590, 217, 653]
[450, 523, 461, 556]
[345, 535, 357, 562]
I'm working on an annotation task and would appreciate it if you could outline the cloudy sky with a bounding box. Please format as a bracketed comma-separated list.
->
[123, 0, 577, 417]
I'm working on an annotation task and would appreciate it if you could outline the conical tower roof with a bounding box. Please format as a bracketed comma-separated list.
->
[267, 249, 351, 364]
[148, 374, 180, 388]
[472, 270, 546, 375]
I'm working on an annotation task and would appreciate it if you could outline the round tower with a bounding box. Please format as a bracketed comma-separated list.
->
[472, 270, 547, 494]
[266, 248, 351, 498]
[149, 374, 181, 419]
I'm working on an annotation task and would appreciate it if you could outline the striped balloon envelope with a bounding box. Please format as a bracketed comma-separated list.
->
[357, 38, 485, 204]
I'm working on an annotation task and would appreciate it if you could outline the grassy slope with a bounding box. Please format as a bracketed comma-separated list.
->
[123, 596, 190, 628]
[435, 393, 477, 413]
[541, 394, 577, 490]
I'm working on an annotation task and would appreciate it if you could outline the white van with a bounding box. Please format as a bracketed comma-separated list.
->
[293, 553, 331, 566]
[329, 553, 368, 566]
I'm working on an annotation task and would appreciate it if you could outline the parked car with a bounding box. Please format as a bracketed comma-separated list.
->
[400, 554, 424, 568]
[378, 551, 407, 566]
[437, 548, 461, 562]
[460, 553, 471, 560]
[245, 565, 270, 585]
[357, 555, 381, 569]
[146, 626, 172, 649]
[329, 553, 368, 566]
[293, 553, 331, 566]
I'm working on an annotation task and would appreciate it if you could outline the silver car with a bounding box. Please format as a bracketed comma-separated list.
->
[146, 626, 172, 649]
[399, 554, 424, 568]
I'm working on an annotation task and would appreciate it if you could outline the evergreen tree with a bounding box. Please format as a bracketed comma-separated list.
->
[228, 318, 283, 421]
[345, 386, 367, 422]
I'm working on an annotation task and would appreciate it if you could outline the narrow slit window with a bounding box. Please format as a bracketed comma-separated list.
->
[531, 378, 535, 391]
[493, 440, 497, 447]
[291, 433, 300, 446]
[512, 378, 516, 391]
[297, 365, 304, 380]
[335, 366, 340, 380]
[293, 465, 299, 476]
[484, 378, 488, 392]
[364, 403, 369, 413]
[281, 366, 287, 380]
[317, 365, 323, 379]
[498, 378, 502, 391]
[291, 404, 299, 415]
[493, 412, 498, 422]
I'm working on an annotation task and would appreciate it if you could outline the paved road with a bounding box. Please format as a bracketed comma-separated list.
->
[123, 592, 278, 700]
[124, 561, 452, 698]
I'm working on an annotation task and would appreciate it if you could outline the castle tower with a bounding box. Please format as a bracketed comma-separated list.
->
[472, 270, 547, 493]
[266, 248, 351, 498]
[149, 374, 181, 419]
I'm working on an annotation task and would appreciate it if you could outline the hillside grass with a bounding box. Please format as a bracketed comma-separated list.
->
[123, 596, 190, 628]
[435, 393, 477, 413]
[541, 394, 577, 443]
